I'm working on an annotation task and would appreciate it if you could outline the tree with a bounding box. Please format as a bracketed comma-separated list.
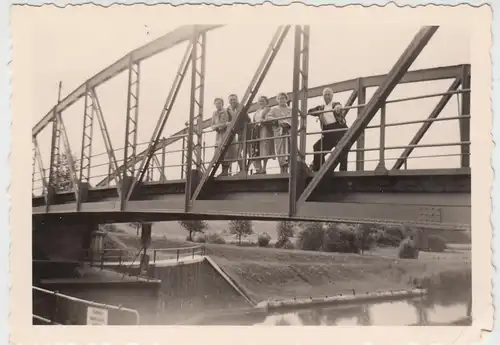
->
[53, 152, 79, 192]
[276, 220, 295, 248]
[179, 220, 208, 242]
[297, 222, 325, 251]
[228, 220, 253, 245]
[355, 223, 376, 255]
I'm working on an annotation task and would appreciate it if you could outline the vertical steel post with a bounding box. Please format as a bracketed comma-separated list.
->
[375, 103, 387, 172]
[289, 25, 310, 216]
[161, 145, 166, 182]
[459, 65, 471, 168]
[289, 26, 302, 216]
[356, 78, 366, 171]
[32, 143, 36, 194]
[46, 111, 61, 210]
[77, 86, 95, 209]
[121, 58, 141, 209]
[181, 136, 186, 179]
[195, 32, 206, 171]
[185, 29, 201, 211]
[299, 26, 310, 161]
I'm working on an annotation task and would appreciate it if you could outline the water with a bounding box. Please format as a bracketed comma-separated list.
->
[193, 272, 472, 326]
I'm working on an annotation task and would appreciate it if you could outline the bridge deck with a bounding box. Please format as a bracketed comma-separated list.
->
[33, 168, 471, 230]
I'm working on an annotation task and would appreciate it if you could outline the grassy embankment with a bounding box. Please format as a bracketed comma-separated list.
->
[109, 229, 471, 304]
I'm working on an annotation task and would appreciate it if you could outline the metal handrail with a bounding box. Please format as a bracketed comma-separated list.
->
[33, 286, 140, 325]
[31, 84, 471, 193]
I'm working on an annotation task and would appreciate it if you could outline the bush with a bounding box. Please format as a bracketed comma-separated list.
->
[282, 240, 296, 250]
[297, 223, 325, 251]
[257, 232, 272, 247]
[206, 233, 226, 244]
[276, 221, 295, 248]
[193, 233, 207, 243]
[424, 234, 447, 252]
[398, 237, 419, 259]
[376, 226, 405, 247]
[322, 225, 360, 253]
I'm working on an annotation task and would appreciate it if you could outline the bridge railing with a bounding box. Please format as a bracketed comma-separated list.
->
[84, 245, 206, 275]
[33, 286, 140, 325]
[31, 73, 471, 197]
[303, 88, 470, 172]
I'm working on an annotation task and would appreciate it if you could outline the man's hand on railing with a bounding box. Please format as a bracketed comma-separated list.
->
[307, 105, 322, 115]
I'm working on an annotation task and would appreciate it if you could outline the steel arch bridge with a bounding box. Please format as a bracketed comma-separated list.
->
[31, 24, 471, 231]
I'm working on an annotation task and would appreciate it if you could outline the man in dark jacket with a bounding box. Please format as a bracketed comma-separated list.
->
[227, 94, 251, 174]
[307, 87, 348, 172]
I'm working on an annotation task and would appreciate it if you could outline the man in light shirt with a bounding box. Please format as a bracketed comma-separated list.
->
[307, 87, 348, 172]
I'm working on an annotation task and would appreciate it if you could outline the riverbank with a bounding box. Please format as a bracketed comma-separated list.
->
[108, 234, 471, 304]
[204, 244, 470, 303]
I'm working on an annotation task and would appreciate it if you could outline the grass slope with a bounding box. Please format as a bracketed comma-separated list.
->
[109, 229, 471, 303]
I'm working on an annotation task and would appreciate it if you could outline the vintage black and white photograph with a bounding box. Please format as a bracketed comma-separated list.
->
[11, 4, 490, 332]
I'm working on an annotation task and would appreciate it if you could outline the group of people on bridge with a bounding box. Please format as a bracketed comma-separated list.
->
[211, 87, 349, 176]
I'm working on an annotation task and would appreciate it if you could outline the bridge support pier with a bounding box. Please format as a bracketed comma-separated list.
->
[90, 228, 106, 260]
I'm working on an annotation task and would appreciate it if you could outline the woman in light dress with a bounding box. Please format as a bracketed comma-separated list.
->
[211, 97, 236, 176]
[267, 92, 292, 173]
[249, 96, 275, 174]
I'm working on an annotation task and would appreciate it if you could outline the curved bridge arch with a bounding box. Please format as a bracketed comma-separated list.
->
[32, 25, 223, 137]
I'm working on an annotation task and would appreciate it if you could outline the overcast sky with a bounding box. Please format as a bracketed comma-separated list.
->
[13, 6, 471, 190]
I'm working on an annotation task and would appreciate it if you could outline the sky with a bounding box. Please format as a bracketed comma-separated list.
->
[12, 6, 471, 192]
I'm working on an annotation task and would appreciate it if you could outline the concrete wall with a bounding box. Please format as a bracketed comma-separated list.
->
[33, 222, 93, 263]
[105, 258, 252, 324]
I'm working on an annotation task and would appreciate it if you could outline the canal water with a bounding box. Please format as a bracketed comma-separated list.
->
[191, 271, 472, 326]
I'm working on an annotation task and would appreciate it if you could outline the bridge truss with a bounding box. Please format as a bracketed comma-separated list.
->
[32, 25, 471, 230]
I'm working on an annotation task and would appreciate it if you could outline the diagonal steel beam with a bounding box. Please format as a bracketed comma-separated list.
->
[125, 41, 194, 202]
[152, 154, 166, 182]
[185, 29, 207, 211]
[55, 112, 80, 202]
[297, 25, 439, 204]
[95, 64, 464, 188]
[392, 77, 461, 170]
[90, 88, 122, 191]
[33, 137, 48, 196]
[191, 25, 291, 201]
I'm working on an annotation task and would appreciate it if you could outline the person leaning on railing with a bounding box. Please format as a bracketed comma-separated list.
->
[307, 87, 348, 172]
[227, 94, 252, 175]
[267, 92, 292, 173]
[211, 97, 236, 176]
[249, 96, 274, 174]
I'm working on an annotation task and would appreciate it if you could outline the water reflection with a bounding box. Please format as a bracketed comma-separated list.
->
[257, 296, 470, 326]
[196, 271, 472, 326]
[188, 270, 472, 326]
